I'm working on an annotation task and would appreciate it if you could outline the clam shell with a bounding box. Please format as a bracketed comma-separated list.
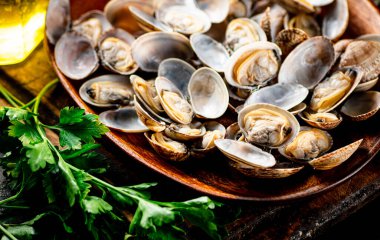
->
[289, 103, 307, 115]
[275, 28, 309, 57]
[190, 34, 229, 72]
[54, 32, 99, 80]
[191, 121, 226, 158]
[188, 67, 229, 119]
[340, 91, 380, 121]
[355, 77, 379, 92]
[46, 0, 71, 44]
[357, 34, 380, 42]
[238, 103, 300, 148]
[299, 110, 343, 130]
[98, 29, 138, 75]
[132, 32, 193, 72]
[287, 14, 320, 37]
[308, 0, 334, 6]
[244, 83, 309, 111]
[158, 58, 196, 98]
[278, 36, 335, 89]
[129, 6, 172, 32]
[134, 96, 167, 132]
[225, 122, 245, 141]
[225, 42, 282, 90]
[144, 132, 190, 162]
[164, 121, 206, 141]
[104, 0, 154, 36]
[215, 139, 276, 168]
[196, 0, 229, 23]
[272, 0, 315, 14]
[308, 139, 363, 170]
[229, 160, 304, 178]
[322, 0, 349, 41]
[99, 106, 149, 133]
[79, 74, 133, 108]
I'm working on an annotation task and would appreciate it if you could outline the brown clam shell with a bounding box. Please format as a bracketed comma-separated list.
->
[275, 28, 309, 57]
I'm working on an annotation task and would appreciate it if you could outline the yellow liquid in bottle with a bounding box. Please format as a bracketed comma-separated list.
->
[0, 0, 48, 65]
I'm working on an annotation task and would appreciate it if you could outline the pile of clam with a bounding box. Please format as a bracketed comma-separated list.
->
[47, 0, 380, 178]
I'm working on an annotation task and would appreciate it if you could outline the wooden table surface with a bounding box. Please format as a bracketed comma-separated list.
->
[1, 37, 380, 240]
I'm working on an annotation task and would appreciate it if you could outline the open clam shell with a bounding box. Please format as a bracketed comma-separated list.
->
[308, 0, 334, 6]
[156, 5, 211, 35]
[144, 132, 190, 161]
[229, 160, 304, 178]
[156, 77, 194, 124]
[131, 75, 164, 114]
[225, 18, 267, 52]
[191, 121, 226, 158]
[134, 96, 167, 132]
[287, 13, 320, 37]
[54, 32, 99, 80]
[79, 74, 133, 108]
[225, 122, 245, 141]
[164, 121, 206, 142]
[322, 0, 349, 42]
[158, 58, 196, 98]
[244, 83, 309, 111]
[309, 67, 363, 113]
[272, 0, 315, 14]
[104, 0, 154, 36]
[99, 106, 149, 133]
[275, 28, 309, 57]
[72, 10, 113, 47]
[278, 36, 335, 89]
[355, 77, 379, 92]
[341, 91, 380, 121]
[188, 67, 229, 119]
[238, 103, 300, 148]
[98, 29, 138, 75]
[299, 110, 343, 130]
[190, 34, 229, 73]
[132, 32, 193, 72]
[278, 126, 333, 161]
[195, 0, 229, 23]
[289, 103, 307, 115]
[215, 139, 276, 168]
[129, 6, 172, 32]
[308, 139, 363, 170]
[225, 42, 282, 90]
[46, 0, 71, 45]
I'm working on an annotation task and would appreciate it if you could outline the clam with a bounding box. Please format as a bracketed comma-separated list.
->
[153, 0, 197, 9]
[333, 39, 353, 63]
[131, 75, 164, 114]
[322, 0, 349, 42]
[145, 132, 190, 161]
[341, 91, 380, 121]
[165, 121, 206, 142]
[46, 0, 71, 45]
[129, 6, 173, 32]
[238, 103, 300, 148]
[275, 28, 309, 57]
[134, 96, 167, 132]
[156, 5, 211, 35]
[98, 29, 138, 75]
[244, 83, 309, 112]
[191, 121, 226, 158]
[188, 67, 229, 119]
[299, 110, 343, 130]
[132, 32, 193, 72]
[190, 34, 229, 72]
[272, 0, 315, 14]
[287, 13, 320, 37]
[225, 42, 282, 89]
[156, 77, 194, 124]
[279, 127, 333, 161]
[72, 10, 113, 47]
[355, 77, 379, 92]
[279, 127, 363, 170]
[215, 139, 276, 168]
[309, 67, 363, 113]
[54, 32, 99, 80]
[225, 122, 245, 141]
[158, 58, 196, 98]
[308, 0, 334, 6]
[104, 0, 154, 36]
[79, 75, 133, 108]
[228, 0, 250, 18]
[99, 106, 149, 133]
[357, 34, 380, 42]
[289, 103, 307, 115]
[225, 18, 267, 52]
[278, 36, 335, 89]
[339, 40, 380, 83]
[195, 0, 230, 23]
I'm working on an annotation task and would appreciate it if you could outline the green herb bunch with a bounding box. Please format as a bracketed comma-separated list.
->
[0, 79, 222, 240]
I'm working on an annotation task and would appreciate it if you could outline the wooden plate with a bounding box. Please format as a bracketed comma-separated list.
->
[48, 0, 380, 201]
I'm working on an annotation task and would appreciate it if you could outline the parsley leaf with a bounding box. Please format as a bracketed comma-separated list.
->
[83, 196, 113, 214]
[6, 108, 31, 121]
[59, 107, 86, 125]
[8, 121, 42, 144]
[26, 141, 55, 172]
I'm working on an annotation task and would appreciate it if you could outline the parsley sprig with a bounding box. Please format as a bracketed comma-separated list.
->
[0, 79, 222, 240]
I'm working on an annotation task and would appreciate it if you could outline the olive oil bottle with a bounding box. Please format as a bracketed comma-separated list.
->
[0, 0, 48, 65]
